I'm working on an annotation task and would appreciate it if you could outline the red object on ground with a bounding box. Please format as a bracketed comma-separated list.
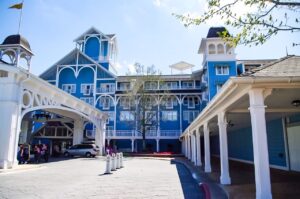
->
[199, 183, 211, 199]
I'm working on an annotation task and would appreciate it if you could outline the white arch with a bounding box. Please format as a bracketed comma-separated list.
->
[181, 95, 202, 104]
[217, 44, 224, 54]
[77, 65, 95, 77]
[208, 44, 216, 54]
[159, 94, 180, 104]
[58, 66, 76, 79]
[21, 105, 100, 128]
[95, 94, 116, 106]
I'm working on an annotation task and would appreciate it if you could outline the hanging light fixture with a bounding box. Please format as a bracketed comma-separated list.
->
[291, 100, 300, 107]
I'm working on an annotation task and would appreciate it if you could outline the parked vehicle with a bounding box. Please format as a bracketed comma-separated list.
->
[64, 144, 99, 158]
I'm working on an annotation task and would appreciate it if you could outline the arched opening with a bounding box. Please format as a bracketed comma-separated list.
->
[217, 44, 224, 54]
[208, 44, 216, 54]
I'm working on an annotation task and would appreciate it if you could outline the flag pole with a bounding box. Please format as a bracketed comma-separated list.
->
[17, 0, 24, 34]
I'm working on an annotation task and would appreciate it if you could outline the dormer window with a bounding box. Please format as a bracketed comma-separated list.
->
[81, 84, 93, 95]
[62, 84, 76, 94]
[208, 44, 216, 54]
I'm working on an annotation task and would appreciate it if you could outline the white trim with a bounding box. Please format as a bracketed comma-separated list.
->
[212, 155, 289, 171]
[282, 117, 290, 170]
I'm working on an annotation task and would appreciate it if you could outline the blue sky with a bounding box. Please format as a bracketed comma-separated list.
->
[1, 0, 299, 76]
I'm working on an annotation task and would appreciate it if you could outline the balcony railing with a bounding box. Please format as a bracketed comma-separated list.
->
[96, 87, 115, 93]
[86, 129, 181, 138]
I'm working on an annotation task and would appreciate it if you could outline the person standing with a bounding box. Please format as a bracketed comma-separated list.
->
[42, 144, 49, 162]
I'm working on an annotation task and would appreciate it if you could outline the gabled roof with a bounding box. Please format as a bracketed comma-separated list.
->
[74, 27, 115, 42]
[40, 48, 116, 79]
[242, 55, 300, 77]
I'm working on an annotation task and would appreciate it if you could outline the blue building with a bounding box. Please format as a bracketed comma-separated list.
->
[37, 27, 205, 153]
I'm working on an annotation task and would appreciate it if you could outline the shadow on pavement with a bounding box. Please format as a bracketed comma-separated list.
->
[171, 160, 204, 199]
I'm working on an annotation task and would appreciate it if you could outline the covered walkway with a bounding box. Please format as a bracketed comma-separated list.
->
[180, 55, 300, 199]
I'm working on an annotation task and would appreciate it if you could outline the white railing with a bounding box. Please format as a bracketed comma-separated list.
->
[96, 87, 115, 93]
[86, 129, 180, 138]
[160, 130, 181, 137]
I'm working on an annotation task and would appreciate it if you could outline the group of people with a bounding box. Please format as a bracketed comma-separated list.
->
[18, 144, 49, 164]
[33, 144, 49, 163]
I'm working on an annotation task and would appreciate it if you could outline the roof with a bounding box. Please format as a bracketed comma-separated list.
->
[2, 34, 31, 51]
[169, 61, 195, 71]
[74, 27, 116, 42]
[242, 55, 300, 77]
[207, 27, 230, 38]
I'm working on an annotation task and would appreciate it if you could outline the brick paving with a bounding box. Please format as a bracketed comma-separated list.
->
[0, 157, 203, 199]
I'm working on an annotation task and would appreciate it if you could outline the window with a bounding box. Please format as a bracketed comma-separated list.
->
[62, 84, 76, 94]
[100, 97, 112, 110]
[120, 111, 134, 121]
[208, 44, 216, 54]
[119, 82, 130, 91]
[80, 97, 94, 106]
[119, 97, 131, 109]
[183, 111, 199, 123]
[145, 111, 156, 124]
[98, 83, 115, 93]
[144, 81, 158, 90]
[81, 84, 93, 95]
[183, 96, 199, 108]
[182, 81, 194, 89]
[145, 97, 156, 109]
[163, 97, 177, 109]
[217, 44, 224, 54]
[145, 126, 156, 135]
[0, 70, 8, 78]
[217, 84, 224, 92]
[216, 65, 229, 75]
[162, 111, 177, 121]
[160, 82, 178, 89]
[104, 112, 114, 123]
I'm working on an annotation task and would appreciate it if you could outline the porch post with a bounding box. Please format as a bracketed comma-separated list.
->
[196, 127, 202, 166]
[204, 123, 211, 172]
[192, 132, 197, 164]
[131, 139, 135, 152]
[249, 88, 272, 199]
[73, 119, 84, 145]
[156, 139, 160, 152]
[218, 112, 231, 185]
[187, 133, 191, 160]
[0, 78, 21, 169]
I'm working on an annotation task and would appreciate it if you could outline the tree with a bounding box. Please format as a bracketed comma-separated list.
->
[124, 63, 166, 152]
[174, 0, 300, 46]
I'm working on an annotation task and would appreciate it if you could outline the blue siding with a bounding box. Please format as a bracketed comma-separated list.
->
[85, 37, 100, 61]
[207, 61, 236, 99]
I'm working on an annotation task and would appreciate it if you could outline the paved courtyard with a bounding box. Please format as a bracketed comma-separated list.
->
[0, 157, 203, 199]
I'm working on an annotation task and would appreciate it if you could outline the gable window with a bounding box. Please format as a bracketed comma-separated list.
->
[81, 84, 93, 95]
[183, 111, 199, 123]
[62, 84, 76, 94]
[216, 65, 229, 75]
[162, 111, 177, 121]
[120, 111, 134, 121]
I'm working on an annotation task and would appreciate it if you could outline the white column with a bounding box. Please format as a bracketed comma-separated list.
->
[131, 139, 135, 152]
[196, 128, 202, 166]
[156, 139, 160, 152]
[187, 134, 191, 160]
[204, 123, 211, 172]
[73, 119, 84, 145]
[184, 137, 188, 157]
[0, 78, 21, 169]
[218, 112, 231, 185]
[249, 89, 272, 199]
[95, 127, 103, 155]
[19, 120, 29, 144]
[192, 133, 197, 164]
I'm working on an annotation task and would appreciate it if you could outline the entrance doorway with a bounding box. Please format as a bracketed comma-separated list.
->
[287, 125, 300, 172]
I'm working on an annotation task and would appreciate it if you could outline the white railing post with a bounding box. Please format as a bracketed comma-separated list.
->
[104, 155, 112, 174]
[111, 153, 116, 171]
[116, 153, 120, 169]
[120, 152, 124, 168]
